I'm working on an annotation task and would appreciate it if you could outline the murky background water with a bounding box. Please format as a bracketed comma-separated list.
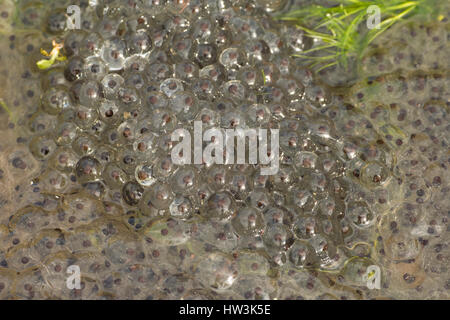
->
[0, 0, 448, 299]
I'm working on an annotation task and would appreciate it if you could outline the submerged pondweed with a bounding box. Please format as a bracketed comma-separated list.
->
[36, 40, 66, 70]
[277, 0, 443, 70]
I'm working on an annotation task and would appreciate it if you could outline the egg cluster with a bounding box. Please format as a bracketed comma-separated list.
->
[0, 0, 409, 299]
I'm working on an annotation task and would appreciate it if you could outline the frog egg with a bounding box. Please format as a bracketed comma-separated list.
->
[247, 103, 270, 125]
[308, 235, 337, 268]
[346, 201, 375, 228]
[117, 119, 138, 144]
[89, 120, 108, 139]
[192, 78, 216, 100]
[27, 112, 56, 134]
[171, 168, 197, 192]
[104, 127, 121, 147]
[273, 56, 294, 76]
[284, 26, 309, 53]
[49, 147, 78, 173]
[295, 151, 318, 170]
[192, 18, 213, 41]
[169, 91, 198, 121]
[82, 56, 107, 80]
[67, 80, 83, 105]
[263, 206, 293, 225]
[360, 161, 390, 188]
[122, 181, 145, 206]
[98, 100, 120, 124]
[288, 241, 310, 268]
[74, 105, 97, 129]
[39, 169, 69, 193]
[237, 67, 263, 89]
[123, 55, 147, 73]
[232, 207, 265, 237]
[261, 30, 282, 54]
[101, 73, 125, 99]
[160, 78, 184, 98]
[75, 156, 102, 183]
[146, 183, 174, 210]
[124, 72, 147, 90]
[195, 107, 219, 128]
[244, 39, 270, 63]
[45, 8, 70, 34]
[263, 223, 292, 250]
[210, 99, 232, 115]
[79, 80, 103, 108]
[64, 56, 85, 82]
[304, 83, 330, 107]
[150, 108, 176, 133]
[145, 62, 172, 83]
[154, 155, 177, 178]
[199, 64, 227, 83]
[143, 90, 168, 110]
[213, 27, 233, 48]
[83, 181, 106, 199]
[169, 196, 193, 220]
[203, 192, 236, 222]
[96, 15, 122, 39]
[118, 86, 141, 108]
[192, 43, 218, 67]
[290, 188, 316, 211]
[230, 16, 263, 40]
[219, 47, 246, 68]
[27, 134, 56, 160]
[220, 111, 245, 129]
[80, 32, 104, 57]
[135, 164, 157, 187]
[133, 132, 157, 156]
[72, 133, 97, 156]
[150, 24, 168, 48]
[41, 86, 73, 115]
[64, 30, 87, 57]
[279, 130, 299, 154]
[294, 216, 317, 239]
[228, 172, 251, 200]
[165, 14, 191, 32]
[196, 253, 239, 291]
[262, 62, 282, 85]
[175, 61, 199, 81]
[277, 76, 304, 97]
[127, 29, 152, 55]
[147, 47, 168, 64]
[259, 85, 285, 104]
[207, 166, 228, 190]
[156, 132, 175, 154]
[318, 154, 344, 178]
[247, 189, 270, 211]
[101, 37, 127, 71]
[267, 103, 286, 120]
[316, 198, 337, 217]
[117, 148, 139, 175]
[93, 144, 116, 165]
[170, 34, 193, 60]
[103, 164, 128, 189]
[272, 166, 296, 190]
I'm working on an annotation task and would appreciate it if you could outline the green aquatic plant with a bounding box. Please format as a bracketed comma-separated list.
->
[0, 98, 11, 116]
[277, 0, 441, 71]
[36, 40, 66, 70]
[0, 98, 17, 124]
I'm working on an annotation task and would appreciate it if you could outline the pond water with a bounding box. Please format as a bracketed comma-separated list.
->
[0, 0, 448, 299]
